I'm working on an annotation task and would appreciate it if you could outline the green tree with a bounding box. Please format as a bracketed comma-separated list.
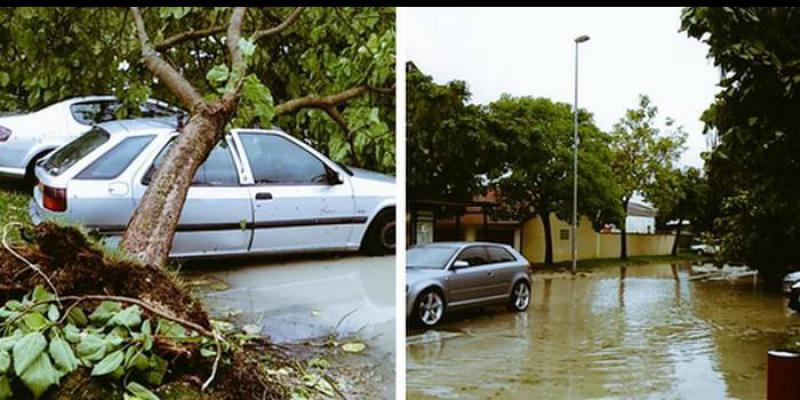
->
[657, 167, 709, 255]
[609, 95, 686, 259]
[488, 95, 622, 265]
[682, 7, 800, 285]
[0, 7, 395, 267]
[406, 63, 503, 205]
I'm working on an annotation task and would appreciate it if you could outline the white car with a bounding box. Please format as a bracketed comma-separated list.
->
[690, 242, 719, 256]
[0, 96, 178, 181]
[30, 119, 396, 258]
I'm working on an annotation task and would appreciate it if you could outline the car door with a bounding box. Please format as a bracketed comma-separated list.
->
[485, 246, 520, 296]
[133, 135, 252, 258]
[234, 131, 356, 253]
[447, 246, 501, 305]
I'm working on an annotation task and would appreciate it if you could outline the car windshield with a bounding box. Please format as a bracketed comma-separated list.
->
[42, 127, 110, 176]
[407, 246, 457, 269]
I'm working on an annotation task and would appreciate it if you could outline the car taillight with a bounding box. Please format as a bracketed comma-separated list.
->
[42, 185, 67, 212]
[0, 126, 11, 142]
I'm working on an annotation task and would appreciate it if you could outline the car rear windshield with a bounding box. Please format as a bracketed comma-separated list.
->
[76, 135, 155, 180]
[407, 247, 457, 269]
[42, 127, 110, 176]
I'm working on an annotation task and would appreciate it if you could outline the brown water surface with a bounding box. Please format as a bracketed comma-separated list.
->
[407, 263, 800, 399]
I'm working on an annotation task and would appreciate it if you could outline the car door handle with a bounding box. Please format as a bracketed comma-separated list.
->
[255, 192, 272, 200]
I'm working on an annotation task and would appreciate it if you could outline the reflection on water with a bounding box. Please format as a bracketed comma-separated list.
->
[407, 263, 800, 399]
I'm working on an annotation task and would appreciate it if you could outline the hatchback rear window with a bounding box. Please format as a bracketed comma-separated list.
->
[42, 127, 110, 176]
[76, 135, 155, 180]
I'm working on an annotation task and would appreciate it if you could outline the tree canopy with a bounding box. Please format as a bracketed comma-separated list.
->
[609, 95, 686, 258]
[406, 64, 504, 204]
[0, 7, 395, 173]
[682, 7, 800, 284]
[487, 95, 622, 264]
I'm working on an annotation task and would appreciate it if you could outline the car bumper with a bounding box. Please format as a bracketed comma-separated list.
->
[0, 166, 25, 179]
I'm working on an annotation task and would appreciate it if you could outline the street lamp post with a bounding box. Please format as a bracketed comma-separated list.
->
[572, 34, 590, 275]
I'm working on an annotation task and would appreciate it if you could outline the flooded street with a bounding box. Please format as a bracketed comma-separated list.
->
[407, 263, 800, 400]
[185, 254, 395, 397]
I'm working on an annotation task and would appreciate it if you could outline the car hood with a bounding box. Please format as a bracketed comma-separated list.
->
[350, 167, 394, 183]
[406, 268, 448, 286]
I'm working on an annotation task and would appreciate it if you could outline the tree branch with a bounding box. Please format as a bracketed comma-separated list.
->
[274, 84, 394, 116]
[130, 7, 203, 111]
[154, 26, 227, 52]
[252, 7, 306, 41]
[227, 7, 247, 73]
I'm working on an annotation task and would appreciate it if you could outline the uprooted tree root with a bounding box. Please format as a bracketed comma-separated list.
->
[0, 222, 292, 400]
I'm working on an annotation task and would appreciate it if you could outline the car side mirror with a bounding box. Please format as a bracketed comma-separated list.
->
[452, 260, 469, 270]
[326, 168, 344, 185]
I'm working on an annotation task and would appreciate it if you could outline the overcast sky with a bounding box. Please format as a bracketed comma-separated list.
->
[405, 7, 721, 169]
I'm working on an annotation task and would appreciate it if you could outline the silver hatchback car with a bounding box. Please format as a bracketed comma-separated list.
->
[30, 119, 396, 258]
[406, 242, 531, 327]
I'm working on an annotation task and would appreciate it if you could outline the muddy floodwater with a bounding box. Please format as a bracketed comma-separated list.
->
[186, 254, 395, 398]
[407, 263, 800, 400]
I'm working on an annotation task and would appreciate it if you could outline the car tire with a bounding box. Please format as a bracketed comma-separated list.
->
[363, 209, 395, 256]
[413, 288, 446, 328]
[507, 280, 531, 312]
[24, 150, 51, 186]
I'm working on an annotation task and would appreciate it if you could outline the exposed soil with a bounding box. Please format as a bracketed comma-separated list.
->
[0, 222, 289, 400]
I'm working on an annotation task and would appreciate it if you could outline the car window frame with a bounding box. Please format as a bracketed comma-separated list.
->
[233, 130, 342, 187]
[74, 134, 156, 181]
[141, 135, 243, 187]
[451, 245, 491, 269]
[486, 246, 517, 264]
[70, 100, 121, 126]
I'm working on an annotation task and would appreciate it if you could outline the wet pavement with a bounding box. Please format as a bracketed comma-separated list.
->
[407, 263, 800, 400]
[184, 253, 395, 397]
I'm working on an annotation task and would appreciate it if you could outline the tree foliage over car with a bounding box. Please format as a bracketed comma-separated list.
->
[682, 7, 800, 284]
[0, 7, 395, 267]
[487, 95, 622, 264]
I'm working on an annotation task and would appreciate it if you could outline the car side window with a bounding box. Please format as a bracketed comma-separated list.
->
[143, 139, 239, 186]
[71, 101, 120, 125]
[76, 135, 155, 180]
[238, 133, 328, 185]
[455, 247, 489, 267]
[487, 246, 516, 263]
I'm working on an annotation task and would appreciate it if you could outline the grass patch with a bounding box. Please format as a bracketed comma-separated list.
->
[0, 179, 32, 241]
[532, 253, 704, 272]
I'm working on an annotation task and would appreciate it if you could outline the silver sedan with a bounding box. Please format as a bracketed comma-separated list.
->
[406, 242, 531, 327]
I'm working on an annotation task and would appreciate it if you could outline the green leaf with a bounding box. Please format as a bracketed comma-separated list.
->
[66, 307, 88, 327]
[0, 375, 12, 400]
[0, 72, 9, 88]
[341, 342, 366, 353]
[13, 331, 47, 375]
[47, 304, 59, 322]
[107, 305, 142, 328]
[76, 333, 106, 363]
[127, 382, 161, 400]
[0, 351, 9, 373]
[145, 355, 168, 386]
[20, 353, 60, 399]
[206, 64, 230, 83]
[238, 38, 256, 58]
[91, 349, 124, 376]
[31, 286, 54, 303]
[89, 301, 122, 324]
[22, 312, 49, 331]
[49, 337, 79, 373]
[63, 324, 82, 344]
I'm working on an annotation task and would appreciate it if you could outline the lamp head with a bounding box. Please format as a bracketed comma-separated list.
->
[575, 35, 590, 43]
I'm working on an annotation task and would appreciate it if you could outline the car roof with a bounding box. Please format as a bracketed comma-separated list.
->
[97, 118, 179, 136]
[414, 241, 512, 249]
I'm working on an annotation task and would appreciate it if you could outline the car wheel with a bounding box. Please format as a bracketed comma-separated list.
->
[364, 209, 395, 256]
[414, 289, 445, 327]
[25, 151, 50, 186]
[790, 287, 800, 312]
[508, 280, 531, 312]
